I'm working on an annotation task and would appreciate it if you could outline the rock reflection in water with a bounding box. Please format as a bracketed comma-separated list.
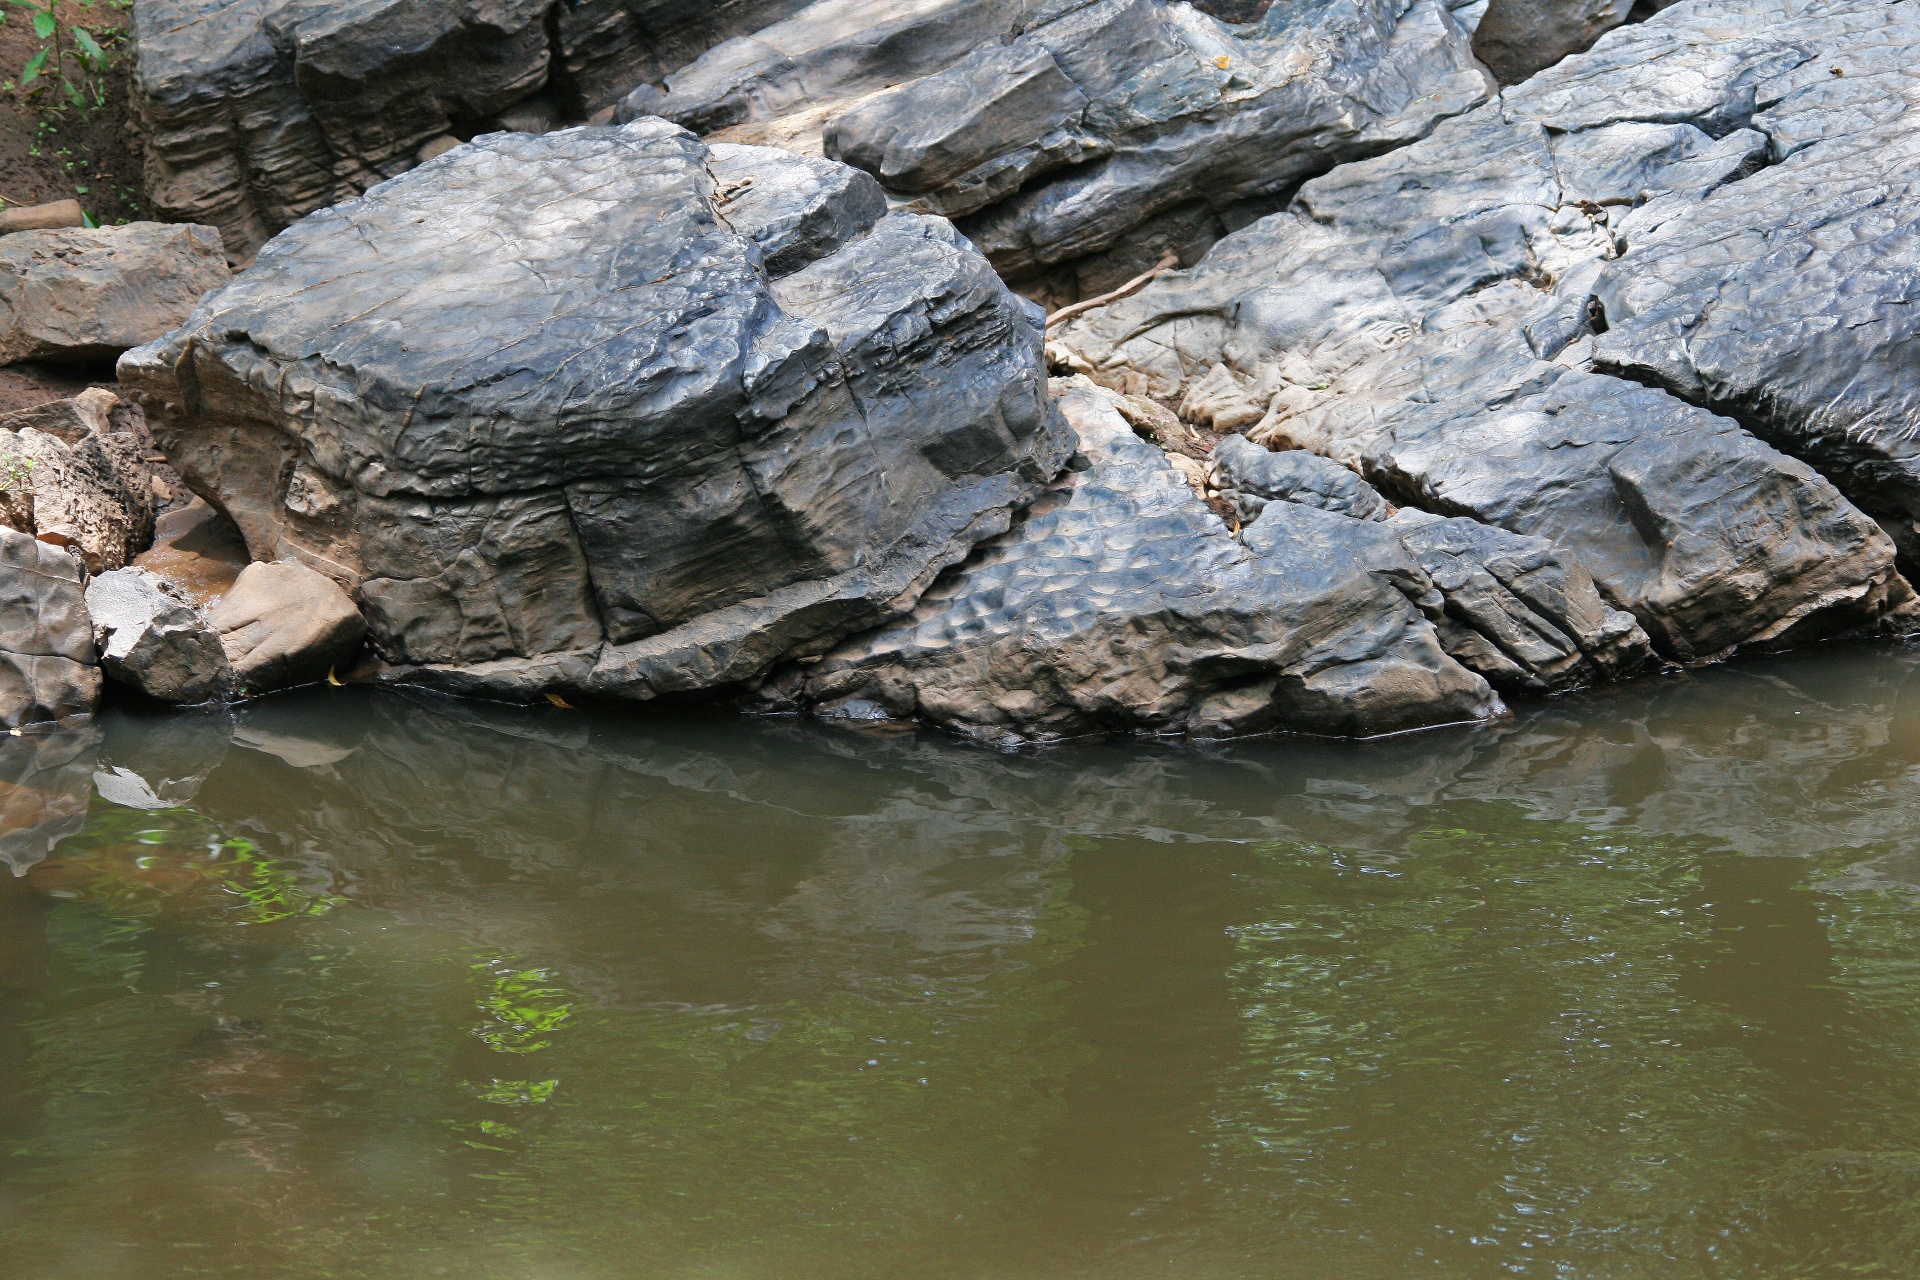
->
[2, 646, 1920, 1276]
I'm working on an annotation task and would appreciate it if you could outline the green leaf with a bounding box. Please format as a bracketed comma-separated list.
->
[2, 1, 41, 13]
[80, 210, 97, 229]
[21, 46, 45, 84]
[31, 9, 52, 37]
[72, 26, 104, 65]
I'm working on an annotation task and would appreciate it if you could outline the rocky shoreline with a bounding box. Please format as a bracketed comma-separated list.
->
[0, 0, 1913, 744]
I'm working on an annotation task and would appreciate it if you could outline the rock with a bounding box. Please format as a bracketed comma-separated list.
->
[0, 201, 85, 235]
[0, 223, 230, 366]
[1054, 0, 1920, 666]
[95, 707, 234, 808]
[415, 136, 460, 165]
[85, 567, 232, 705]
[1387, 509, 1654, 693]
[132, 497, 250, 604]
[1209, 434, 1392, 525]
[0, 722, 99, 873]
[207, 561, 365, 694]
[763, 379, 1502, 741]
[0, 390, 156, 574]
[0, 525, 100, 727]
[131, 0, 810, 262]
[1470, 0, 1632, 85]
[121, 120, 1068, 706]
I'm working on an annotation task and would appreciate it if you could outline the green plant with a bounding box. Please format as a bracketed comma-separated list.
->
[0, 453, 36, 494]
[7, 0, 113, 111]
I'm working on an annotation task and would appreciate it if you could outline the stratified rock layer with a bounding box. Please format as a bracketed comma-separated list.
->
[765, 380, 1503, 741]
[122, 121, 1070, 705]
[1054, 0, 1920, 664]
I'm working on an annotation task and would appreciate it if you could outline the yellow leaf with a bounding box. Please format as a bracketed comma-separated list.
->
[545, 692, 573, 709]
[325, 666, 342, 687]
[1214, 55, 1230, 69]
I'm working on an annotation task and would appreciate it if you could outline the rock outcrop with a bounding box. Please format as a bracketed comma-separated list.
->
[86, 567, 232, 705]
[121, 121, 1070, 706]
[0, 224, 230, 364]
[1470, 0, 1631, 85]
[762, 380, 1503, 741]
[0, 389, 156, 574]
[130, 0, 811, 262]
[636, 0, 1492, 304]
[1053, 0, 1920, 666]
[0, 526, 100, 728]
[208, 560, 364, 694]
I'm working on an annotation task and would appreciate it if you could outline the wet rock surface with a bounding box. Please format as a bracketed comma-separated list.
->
[0, 526, 100, 728]
[0, 224, 229, 366]
[764, 380, 1502, 742]
[1054, 0, 1920, 667]
[121, 121, 1069, 707]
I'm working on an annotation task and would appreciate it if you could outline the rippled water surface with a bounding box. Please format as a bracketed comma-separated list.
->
[8, 648, 1920, 1278]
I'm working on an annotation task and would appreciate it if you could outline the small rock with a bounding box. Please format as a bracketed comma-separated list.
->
[416, 136, 461, 164]
[0, 223, 230, 366]
[0, 525, 100, 726]
[85, 567, 232, 705]
[0, 200, 85, 236]
[1471, 0, 1632, 85]
[0, 390, 155, 574]
[207, 561, 366, 694]
[1210, 435, 1393, 525]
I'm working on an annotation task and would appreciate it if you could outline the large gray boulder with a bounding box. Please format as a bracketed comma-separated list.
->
[1054, 0, 1920, 665]
[208, 560, 365, 694]
[121, 121, 1070, 706]
[762, 380, 1503, 741]
[0, 224, 230, 364]
[640, 0, 1491, 303]
[85, 567, 232, 705]
[0, 526, 100, 727]
[131, 0, 810, 264]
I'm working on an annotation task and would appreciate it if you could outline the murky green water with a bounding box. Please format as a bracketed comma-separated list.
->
[7, 649, 1920, 1278]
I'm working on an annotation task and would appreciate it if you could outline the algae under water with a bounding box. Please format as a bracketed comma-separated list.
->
[6, 647, 1920, 1277]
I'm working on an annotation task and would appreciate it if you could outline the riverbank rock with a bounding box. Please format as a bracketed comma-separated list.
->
[121, 120, 1070, 706]
[641, 0, 1491, 304]
[1470, 0, 1631, 85]
[0, 389, 156, 574]
[762, 380, 1503, 741]
[1053, 0, 1920, 665]
[130, 0, 813, 263]
[85, 567, 232, 705]
[208, 561, 365, 694]
[0, 526, 100, 727]
[0, 224, 229, 366]
[133, 498, 250, 605]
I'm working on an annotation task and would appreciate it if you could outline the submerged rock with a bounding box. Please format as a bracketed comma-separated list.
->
[122, 121, 1070, 706]
[763, 380, 1503, 741]
[0, 526, 100, 728]
[86, 567, 232, 706]
[0, 224, 230, 365]
[1054, 0, 1920, 665]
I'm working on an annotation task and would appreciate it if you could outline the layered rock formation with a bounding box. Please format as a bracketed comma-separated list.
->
[0, 224, 230, 365]
[122, 121, 1070, 706]
[0, 390, 157, 575]
[131, 0, 811, 261]
[762, 380, 1504, 741]
[1053, 0, 1920, 667]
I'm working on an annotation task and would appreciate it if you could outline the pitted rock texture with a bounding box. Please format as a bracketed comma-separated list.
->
[0, 390, 157, 575]
[131, 0, 809, 262]
[1053, 0, 1920, 665]
[121, 121, 1070, 706]
[1209, 434, 1392, 525]
[0, 526, 100, 727]
[764, 380, 1503, 742]
[0, 224, 230, 365]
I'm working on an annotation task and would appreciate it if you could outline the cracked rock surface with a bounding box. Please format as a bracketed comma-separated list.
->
[1053, 0, 1920, 665]
[130, 0, 810, 262]
[0, 527, 100, 728]
[121, 120, 1070, 706]
[762, 379, 1503, 742]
